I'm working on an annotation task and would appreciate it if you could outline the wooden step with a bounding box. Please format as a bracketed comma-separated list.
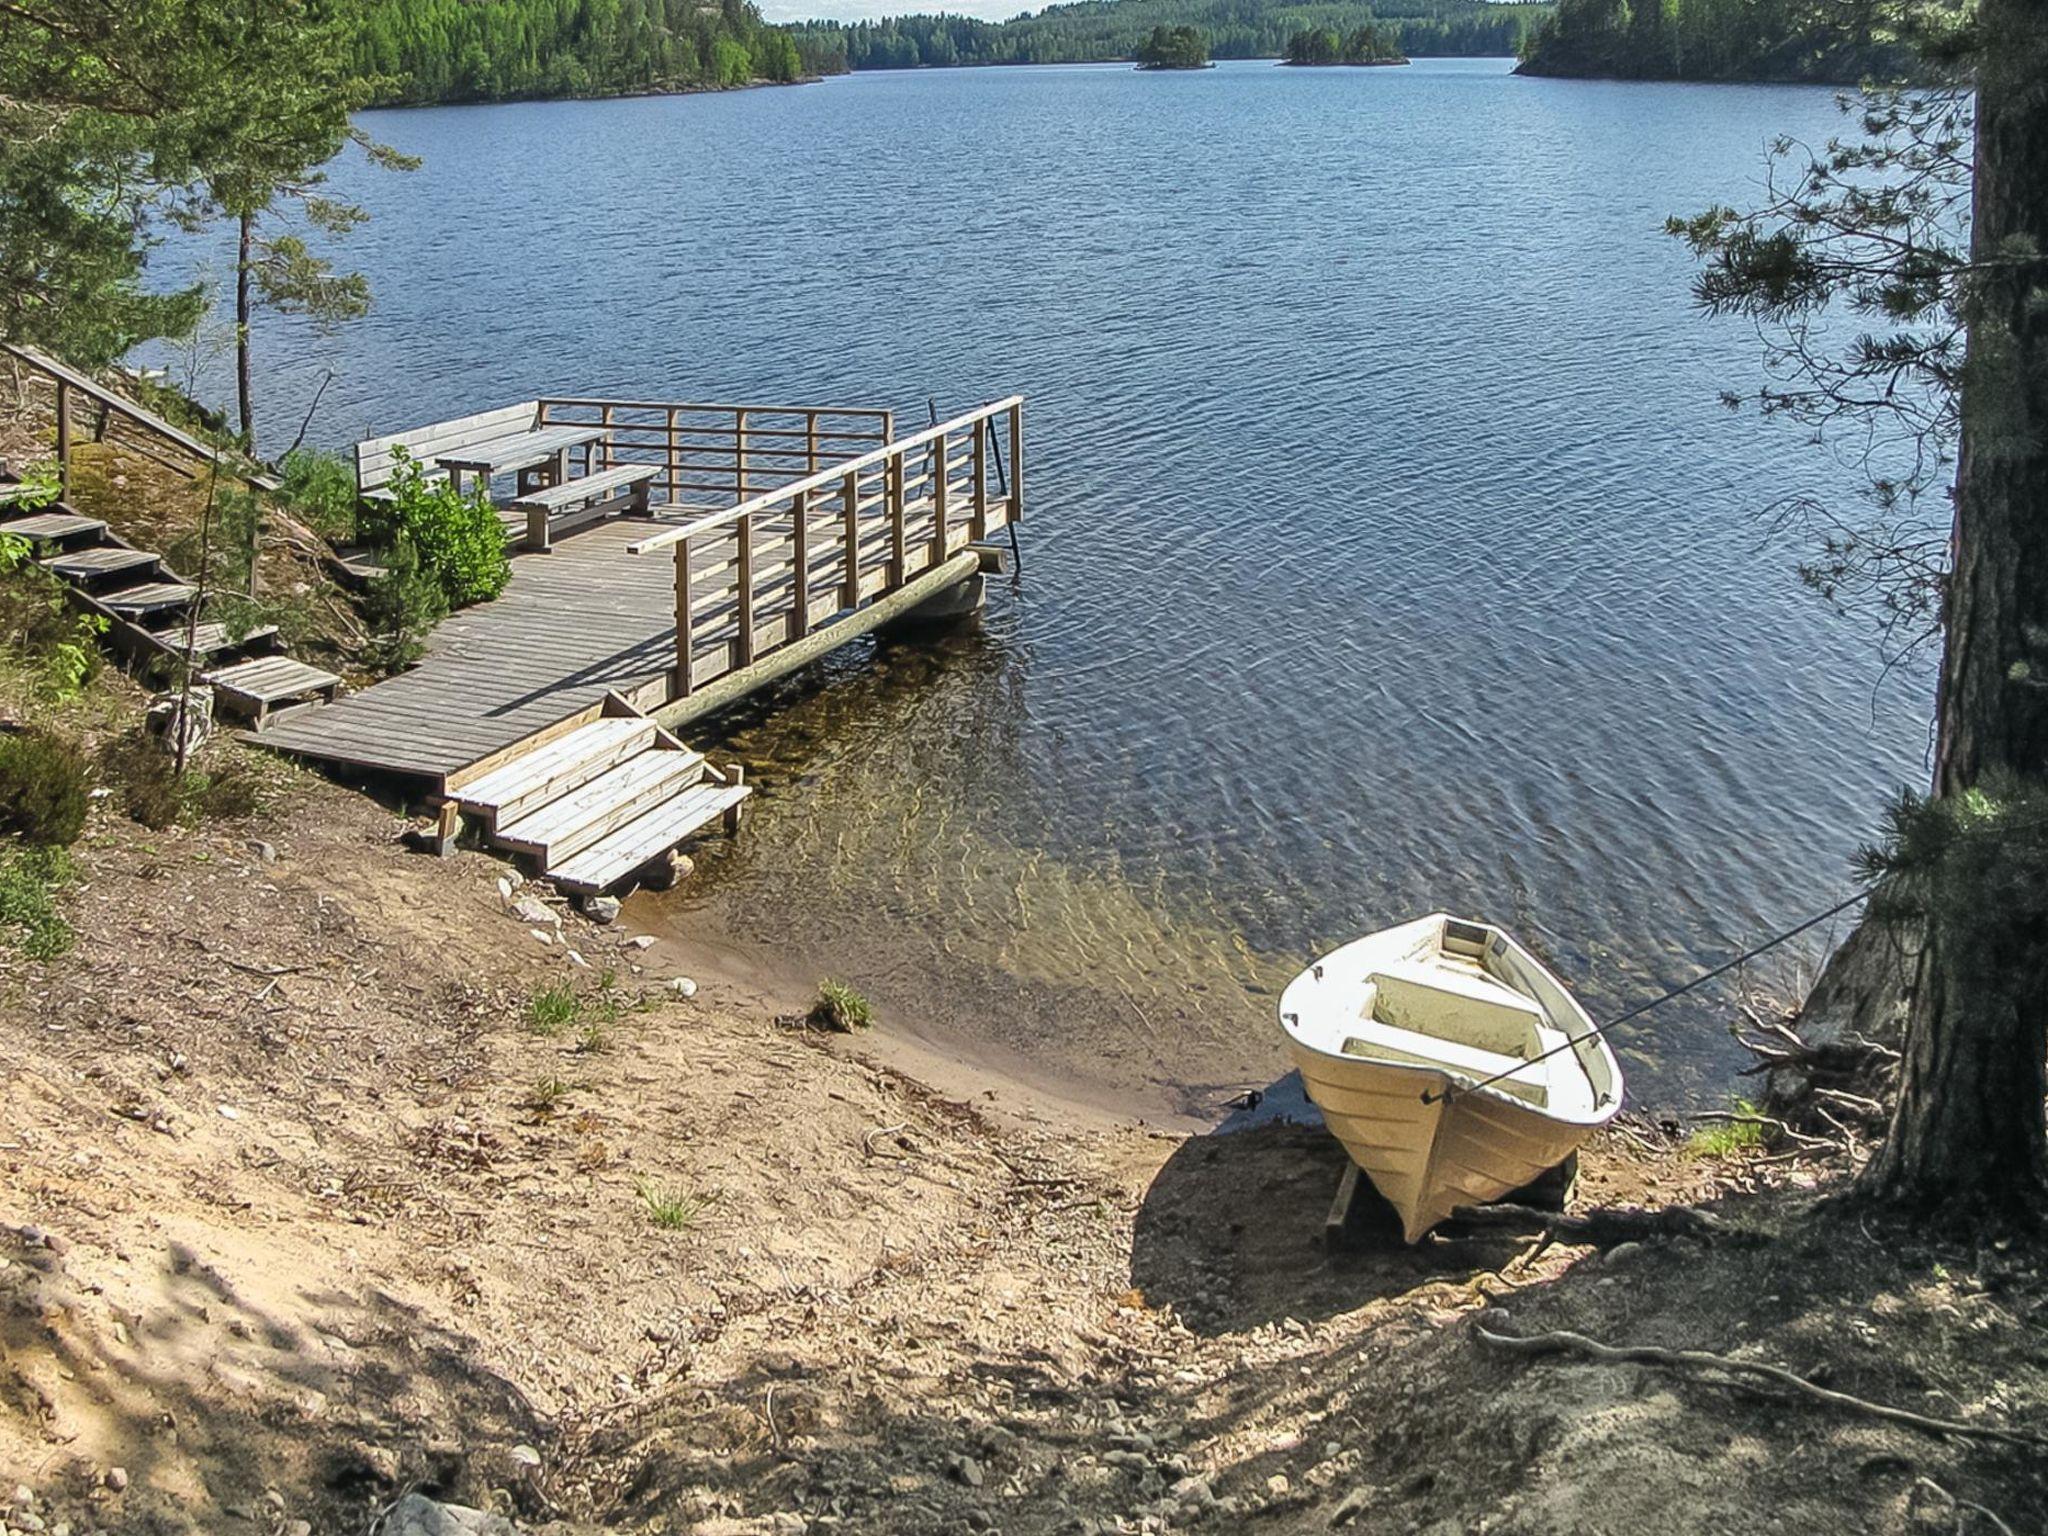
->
[547, 781, 750, 894]
[451, 716, 658, 825]
[148, 621, 279, 659]
[204, 654, 343, 727]
[101, 581, 198, 615]
[495, 746, 706, 864]
[43, 545, 159, 582]
[0, 512, 106, 542]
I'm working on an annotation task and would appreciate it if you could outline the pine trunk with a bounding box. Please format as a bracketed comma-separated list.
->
[236, 209, 255, 453]
[1859, 0, 2048, 1218]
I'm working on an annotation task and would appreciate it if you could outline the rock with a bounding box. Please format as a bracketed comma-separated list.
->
[376, 1494, 515, 1535]
[248, 839, 278, 864]
[147, 685, 214, 757]
[511, 896, 560, 927]
[39, 1230, 68, 1256]
[668, 976, 699, 999]
[767, 1514, 808, 1535]
[103, 1468, 128, 1493]
[497, 877, 516, 903]
[1265, 1474, 1290, 1497]
[286, 1523, 313, 1536]
[1170, 1475, 1215, 1510]
[947, 1454, 985, 1488]
[510, 1444, 542, 1468]
[1329, 1487, 1371, 1526]
[626, 934, 656, 950]
[1602, 1241, 1646, 1269]
[582, 895, 621, 924]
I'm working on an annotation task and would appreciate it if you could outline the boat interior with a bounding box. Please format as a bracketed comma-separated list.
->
[1318, 917, 1602, 1116]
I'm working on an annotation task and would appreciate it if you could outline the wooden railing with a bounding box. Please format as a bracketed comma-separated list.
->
[626, 396, 1023, 698]
[3, 342, 279, 494]
[535, 398, 895, 511]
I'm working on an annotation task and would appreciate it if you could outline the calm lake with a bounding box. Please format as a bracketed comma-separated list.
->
[171, 57, 1932, 1114]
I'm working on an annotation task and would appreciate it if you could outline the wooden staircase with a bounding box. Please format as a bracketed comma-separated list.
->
[0, 492, 343, 727]
[443, 700, 749, 896]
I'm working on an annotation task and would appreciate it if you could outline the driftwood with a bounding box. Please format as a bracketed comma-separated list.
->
[1474, 1326, 2045, 1449]
[1449, 1201, 1741, 1254]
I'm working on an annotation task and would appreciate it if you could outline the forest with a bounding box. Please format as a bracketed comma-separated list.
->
[789, 0, 1541, 72]
[1515, 0, 1915, 81]
[350, 0, 834, 104]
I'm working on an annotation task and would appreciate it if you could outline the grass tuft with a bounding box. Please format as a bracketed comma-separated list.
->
[527, 982, 581, 1036]
[635, 1179, 711, 1231]
[807, 978, 873, 1033]
[1685, 1099, 1767, 1158]
[522, 1075, 572, 1115]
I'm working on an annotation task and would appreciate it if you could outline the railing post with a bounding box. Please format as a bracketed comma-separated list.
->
[1007, 401, 1024, 524]
[930, 430, 949, 569]
[599, 403, 614, 474]
[735, 409, 749, 501]
[842, 469, 861, 609]
[971, 417, 988, 541]
[673, 537, 694, 697]
[887, 449, 906, 586]
[54, 380, 71, 496]
[735, 511, 755, 667]
[790, 487, 810, 639]
[667, 407, 680, 506]
[806, 410, 819, 477]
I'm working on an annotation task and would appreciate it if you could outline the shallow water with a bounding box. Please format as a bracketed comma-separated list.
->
[167, 58, 1931, 1112]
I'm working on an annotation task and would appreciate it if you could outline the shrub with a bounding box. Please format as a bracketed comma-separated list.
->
[277, 448, 360, 541]
[0, 729, 90, 845]
[99, 729, 262, 829]
[357, 449, 509, 609]
[0, 535, 107, 700]
[807, 979, 873, 1032]
[0, 846, 73, 958]
[361, 535, 449, 674]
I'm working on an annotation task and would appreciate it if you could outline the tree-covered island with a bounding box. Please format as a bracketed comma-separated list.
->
[1134, 23, 1213, 66]
[1282, 23, 1409, 63]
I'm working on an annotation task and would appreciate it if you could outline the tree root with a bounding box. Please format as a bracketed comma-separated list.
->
[1449, 1201, 1745, 1253]
[1473, 1326, 2045, 1448]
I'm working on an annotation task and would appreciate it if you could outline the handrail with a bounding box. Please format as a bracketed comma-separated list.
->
[3, 341, 279, 493]
[626, 395, 1024, 555]
[538, 397, 893, 420]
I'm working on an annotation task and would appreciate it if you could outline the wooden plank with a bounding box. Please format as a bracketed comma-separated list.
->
[495, 746, 704, 862]
[452, 716, 655, 815]
[546, 782, 750, 893]
[0, 513, 104, 540]
[44, 546, 156, 579]
[355, 401, 539, 493]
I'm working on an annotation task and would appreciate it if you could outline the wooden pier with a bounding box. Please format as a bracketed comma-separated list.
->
[253, 392, 1024, 891]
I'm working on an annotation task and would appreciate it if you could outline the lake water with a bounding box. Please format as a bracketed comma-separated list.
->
[169, 57, 1933, 1114]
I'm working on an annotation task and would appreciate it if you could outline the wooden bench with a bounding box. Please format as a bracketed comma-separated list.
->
[510, 464, 659, 552]
[354, 401, 541, 503]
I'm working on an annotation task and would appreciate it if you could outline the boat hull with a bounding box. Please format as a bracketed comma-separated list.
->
[1286, 1040, 1600, 1242]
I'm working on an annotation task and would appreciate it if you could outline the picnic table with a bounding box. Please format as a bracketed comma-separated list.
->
[435, 423, 610, 497]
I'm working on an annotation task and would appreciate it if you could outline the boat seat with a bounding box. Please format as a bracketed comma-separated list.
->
[1364, 960, 1545, 1058]
[1341, 1020, 1551, 1110]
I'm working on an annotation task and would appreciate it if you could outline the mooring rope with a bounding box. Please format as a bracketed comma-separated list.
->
[1420, 887, 1872, 1106]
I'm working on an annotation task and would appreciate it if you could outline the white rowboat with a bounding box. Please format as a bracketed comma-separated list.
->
[1279, 913, 1623, 1243]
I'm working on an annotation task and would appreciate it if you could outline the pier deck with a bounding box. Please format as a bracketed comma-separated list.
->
[258, 395, 1023, 791]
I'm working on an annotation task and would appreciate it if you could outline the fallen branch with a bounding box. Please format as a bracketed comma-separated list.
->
[1474, 1327, 2045, 1448]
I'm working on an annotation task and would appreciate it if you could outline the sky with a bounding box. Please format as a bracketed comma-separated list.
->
[759, 0, 1032, 22]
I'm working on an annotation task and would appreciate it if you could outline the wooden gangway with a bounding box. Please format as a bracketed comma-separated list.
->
[256, 392, 1024, 891]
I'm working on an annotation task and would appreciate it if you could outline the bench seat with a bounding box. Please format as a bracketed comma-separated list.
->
[510, 464, 658, 552]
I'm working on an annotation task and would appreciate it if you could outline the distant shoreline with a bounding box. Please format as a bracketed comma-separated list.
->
[363, 73, 819, 112]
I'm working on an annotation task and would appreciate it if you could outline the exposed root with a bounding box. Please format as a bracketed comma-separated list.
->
[1450, 1201, 1744, 1254]
[1474, 1327, 2046, 1449]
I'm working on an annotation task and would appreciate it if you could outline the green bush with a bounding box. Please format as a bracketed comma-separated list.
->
[0, 846, 74, 958]
[358, 448, 509, 609]
[99, 728, 263, 830]
[277, 448, 360, 541]
[0, 534, 108, 700]
[807, 978, 873, 1032]
[0, 728, 90, 845]
[361, 534, 449, 673]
